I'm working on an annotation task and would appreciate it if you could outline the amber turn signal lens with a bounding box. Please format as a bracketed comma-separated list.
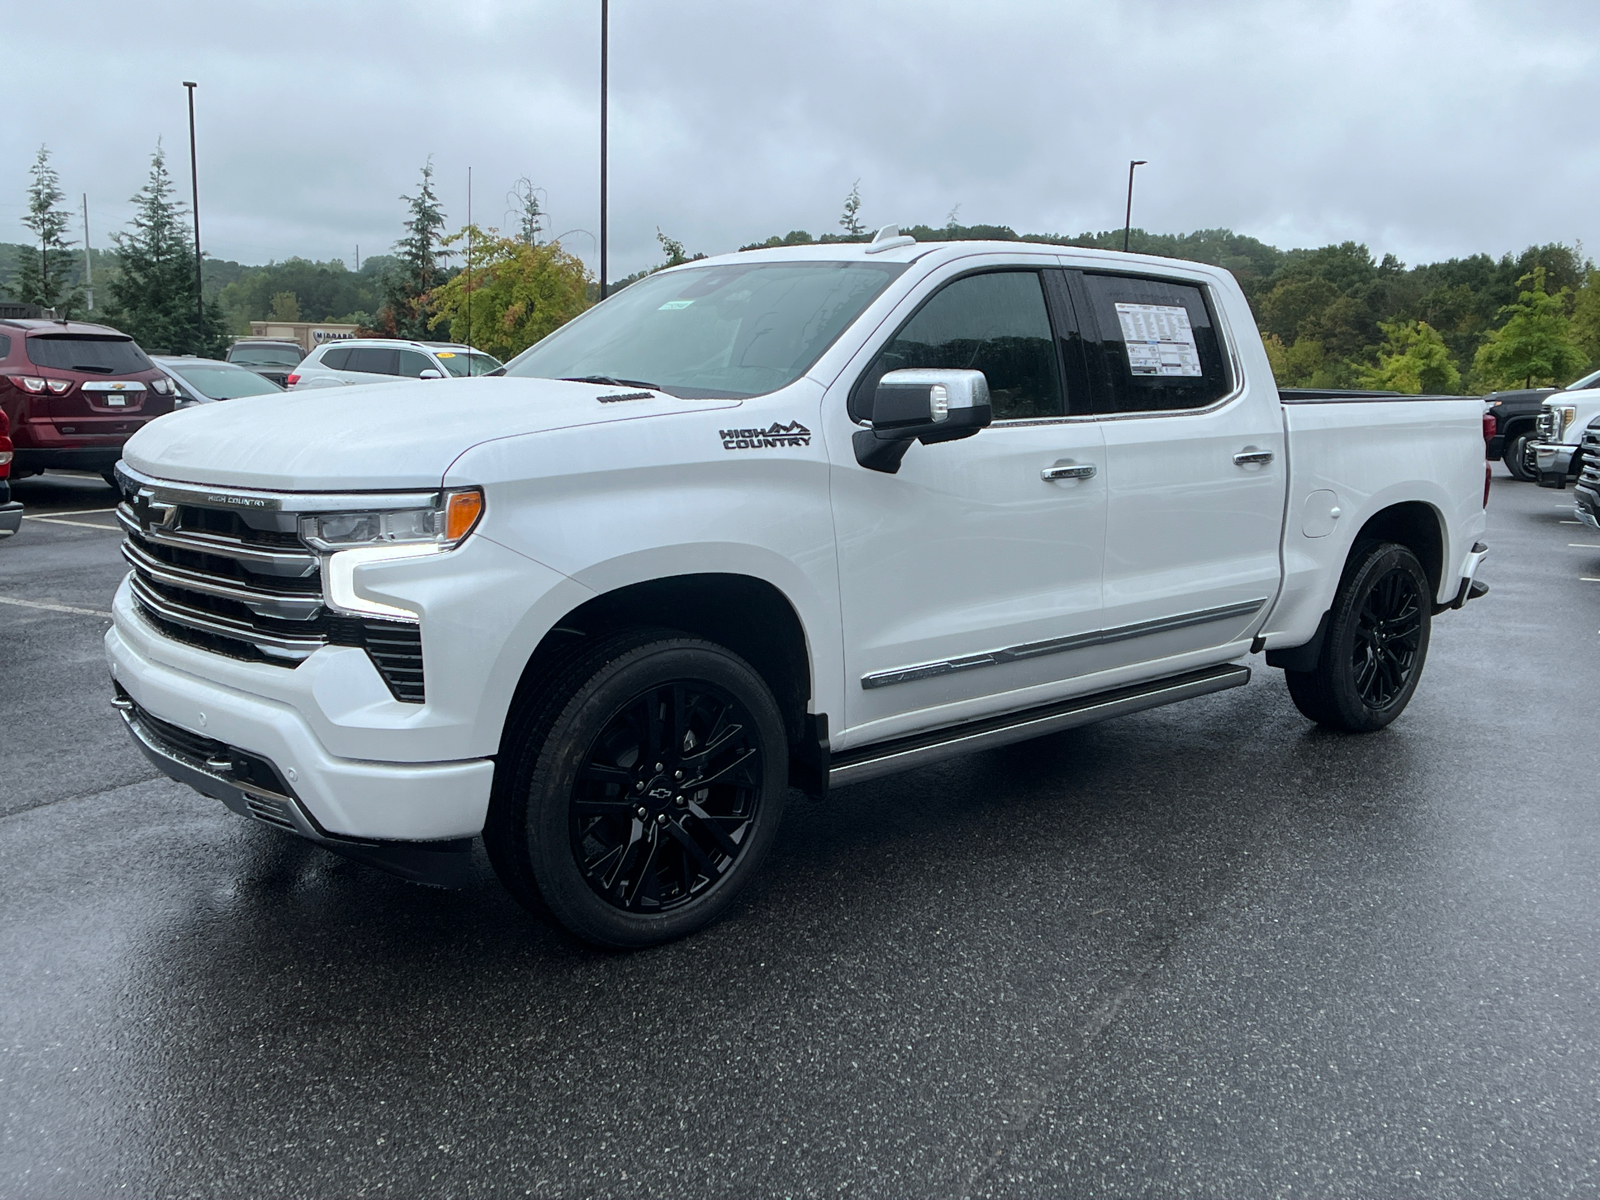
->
[445, 489, 484, 542]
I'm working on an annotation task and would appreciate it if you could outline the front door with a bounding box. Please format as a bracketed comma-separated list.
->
[1066, 268, 1284, 668]
[827, 265, 1108, 746]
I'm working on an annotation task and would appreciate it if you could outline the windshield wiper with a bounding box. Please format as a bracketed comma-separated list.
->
[559, 374, 660, 391]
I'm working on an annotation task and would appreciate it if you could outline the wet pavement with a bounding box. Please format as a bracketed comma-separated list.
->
[2, 466, 1597, 1198]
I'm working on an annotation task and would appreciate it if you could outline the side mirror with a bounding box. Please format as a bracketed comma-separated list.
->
[418, 369, 444, 380]
[853, 368, 992, 473]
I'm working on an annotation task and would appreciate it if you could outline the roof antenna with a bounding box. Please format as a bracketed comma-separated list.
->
[865, 223, 915, 254]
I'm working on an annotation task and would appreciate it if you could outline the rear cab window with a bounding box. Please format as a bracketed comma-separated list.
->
[1068, 272, 1231, 413]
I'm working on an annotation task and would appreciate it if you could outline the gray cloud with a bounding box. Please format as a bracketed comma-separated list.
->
[5, 0, 1598, 277]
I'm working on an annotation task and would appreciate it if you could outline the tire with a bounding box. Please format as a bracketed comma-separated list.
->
[1503, 432, 1536, 481]
[486, 629, 788, 948]
[1284, 541, 1432, 732]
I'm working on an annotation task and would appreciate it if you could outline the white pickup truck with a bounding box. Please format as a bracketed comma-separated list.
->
[107, 230, 1490, 947]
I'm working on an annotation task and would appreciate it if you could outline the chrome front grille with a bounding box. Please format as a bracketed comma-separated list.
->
[116, 473, 429, 702]
[1580, 427, 1600, 492]
[117, 500, 327, 664]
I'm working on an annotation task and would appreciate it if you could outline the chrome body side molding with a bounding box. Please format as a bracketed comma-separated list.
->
[861, 599, 1265, 690]
[831, 664, 1250, 789]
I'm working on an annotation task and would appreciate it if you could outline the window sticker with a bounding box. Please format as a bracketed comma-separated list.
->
[1114, 302, 1202, 377]
[658, 299, 694, 310]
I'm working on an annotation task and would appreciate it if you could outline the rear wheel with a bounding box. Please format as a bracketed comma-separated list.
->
[1284, 541, 1431, 732]
[486, 630, 787, 948]
[1503, 431, 1536, 481]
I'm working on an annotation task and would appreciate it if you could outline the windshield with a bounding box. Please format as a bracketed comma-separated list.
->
[26, 335, 151, 375]
[504, 261, 906, 398]
[434, 349, 503, 377]
[229, 343, 304, 368]
[1565, 368, 1600, 392]
[165, 362, 283, 399]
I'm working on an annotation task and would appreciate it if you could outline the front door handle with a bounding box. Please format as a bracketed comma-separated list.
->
[1042, 460, 1096, 482]
[1233, 448, 1274, 466]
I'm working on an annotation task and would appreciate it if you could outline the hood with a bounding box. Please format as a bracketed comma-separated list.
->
[122, 377, 741, 491]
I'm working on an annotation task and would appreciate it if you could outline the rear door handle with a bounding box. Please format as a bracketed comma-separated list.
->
[1233, 448, 1274, 466]
[1042, 460, 1096, 482]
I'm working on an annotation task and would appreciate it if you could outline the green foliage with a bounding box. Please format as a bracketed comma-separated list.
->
[1358, 320, 1461, 394]
[379, 158, 451, 340]
[511, 177, 545, 245]
[217, 257, 385, 331]
[1472, 268, 1589, 389]
[428, 227, 591, 360]
[1573, 269, 1600, 368]
[100, 142, 225, 356]
[656, 227, 688, 268]
[15, 146, 84, 316]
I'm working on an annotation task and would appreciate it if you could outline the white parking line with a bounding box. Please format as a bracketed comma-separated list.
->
[1570, 544, 1600, 549]
[20, 515, 120, 531]
[0, 595, 112, 618]
[1561, 520, 1582, 525]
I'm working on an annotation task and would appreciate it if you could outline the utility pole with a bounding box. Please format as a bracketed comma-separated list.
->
[1123, 160, 1147, 254]
[81, 194, 93, 312]
[355, 244, 360, 272]
[599, 0, 608, 300]
[466, 166, 473, 352]
[184, 81, 204, 351]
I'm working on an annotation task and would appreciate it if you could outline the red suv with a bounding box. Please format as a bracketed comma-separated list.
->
[0, 319, 177, 487]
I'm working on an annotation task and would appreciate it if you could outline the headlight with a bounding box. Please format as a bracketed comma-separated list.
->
[304, 488, 484, 620]
[299, 488, 483, 552]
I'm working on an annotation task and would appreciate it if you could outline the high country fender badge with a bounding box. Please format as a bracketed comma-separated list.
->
[720, 421, 811, 450]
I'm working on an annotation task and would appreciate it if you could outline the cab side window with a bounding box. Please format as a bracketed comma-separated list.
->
[1074, 273, 1230, 413]
[852, 270, 1064, 422]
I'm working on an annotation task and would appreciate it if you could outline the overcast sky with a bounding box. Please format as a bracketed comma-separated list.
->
[5, 0, 1598, 279]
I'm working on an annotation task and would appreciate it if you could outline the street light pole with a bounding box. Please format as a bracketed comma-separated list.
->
[183, 81, 204, 351]
[598, 0, 608, 300]
[1123, 160, 1147, 254]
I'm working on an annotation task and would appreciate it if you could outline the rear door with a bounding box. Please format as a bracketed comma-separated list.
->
[1065, 268, 1284, 666]
[338, 346, 399, 383]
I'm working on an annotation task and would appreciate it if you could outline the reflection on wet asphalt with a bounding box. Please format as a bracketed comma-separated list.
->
[3, 468, 1597, 1198]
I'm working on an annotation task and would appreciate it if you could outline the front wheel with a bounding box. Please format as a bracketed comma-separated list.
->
[1284, 541, 1432, 732]
[1503, 432, 1536, 481]
[486, 631, 788, 948]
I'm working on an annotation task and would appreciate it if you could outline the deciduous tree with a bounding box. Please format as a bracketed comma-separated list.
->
[1472, 268, 1588, 389]
[429, 227, 590, 361]
[1359, 320, 1461, 394]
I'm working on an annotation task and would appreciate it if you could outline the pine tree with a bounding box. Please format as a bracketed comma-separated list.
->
[839, 180, 864, 238]
[103, 142, 226, 355]
[380, 158, 451, 339]
[15, 146, 84, 316]
[512, 177, 545, 245]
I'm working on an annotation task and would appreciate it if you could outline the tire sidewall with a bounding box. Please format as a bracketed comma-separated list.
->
[523, 640, 788, 949]
[1323, 543, 1432, 731]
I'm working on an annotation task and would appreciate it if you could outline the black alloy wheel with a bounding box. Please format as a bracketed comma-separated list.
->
[571, 680, 763, 914]
[486, 630, 787, 948]
[1350, 565, 1423, 710]
[1283, 541, 1432, 732]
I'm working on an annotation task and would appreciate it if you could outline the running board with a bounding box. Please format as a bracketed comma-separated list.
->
[828, 664, 1251, 789]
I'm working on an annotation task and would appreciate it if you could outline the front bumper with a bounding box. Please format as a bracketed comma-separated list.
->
[106, 617, 494, 843]
[1576, 482, 1600, 530]
[1533, 441, 1576, 489]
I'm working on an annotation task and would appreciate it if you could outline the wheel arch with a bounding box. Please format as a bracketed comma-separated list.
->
[1349, 499, 1445, 600]
[500, 572, 826, 791]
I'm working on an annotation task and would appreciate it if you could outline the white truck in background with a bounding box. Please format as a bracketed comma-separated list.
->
[106, 228, 1490, 947]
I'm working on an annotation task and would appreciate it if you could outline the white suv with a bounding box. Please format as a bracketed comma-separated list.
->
[288, 339, 502, 389]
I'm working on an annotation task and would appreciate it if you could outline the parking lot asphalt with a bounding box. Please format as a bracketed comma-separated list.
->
[2, 465, 1597, 1198]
